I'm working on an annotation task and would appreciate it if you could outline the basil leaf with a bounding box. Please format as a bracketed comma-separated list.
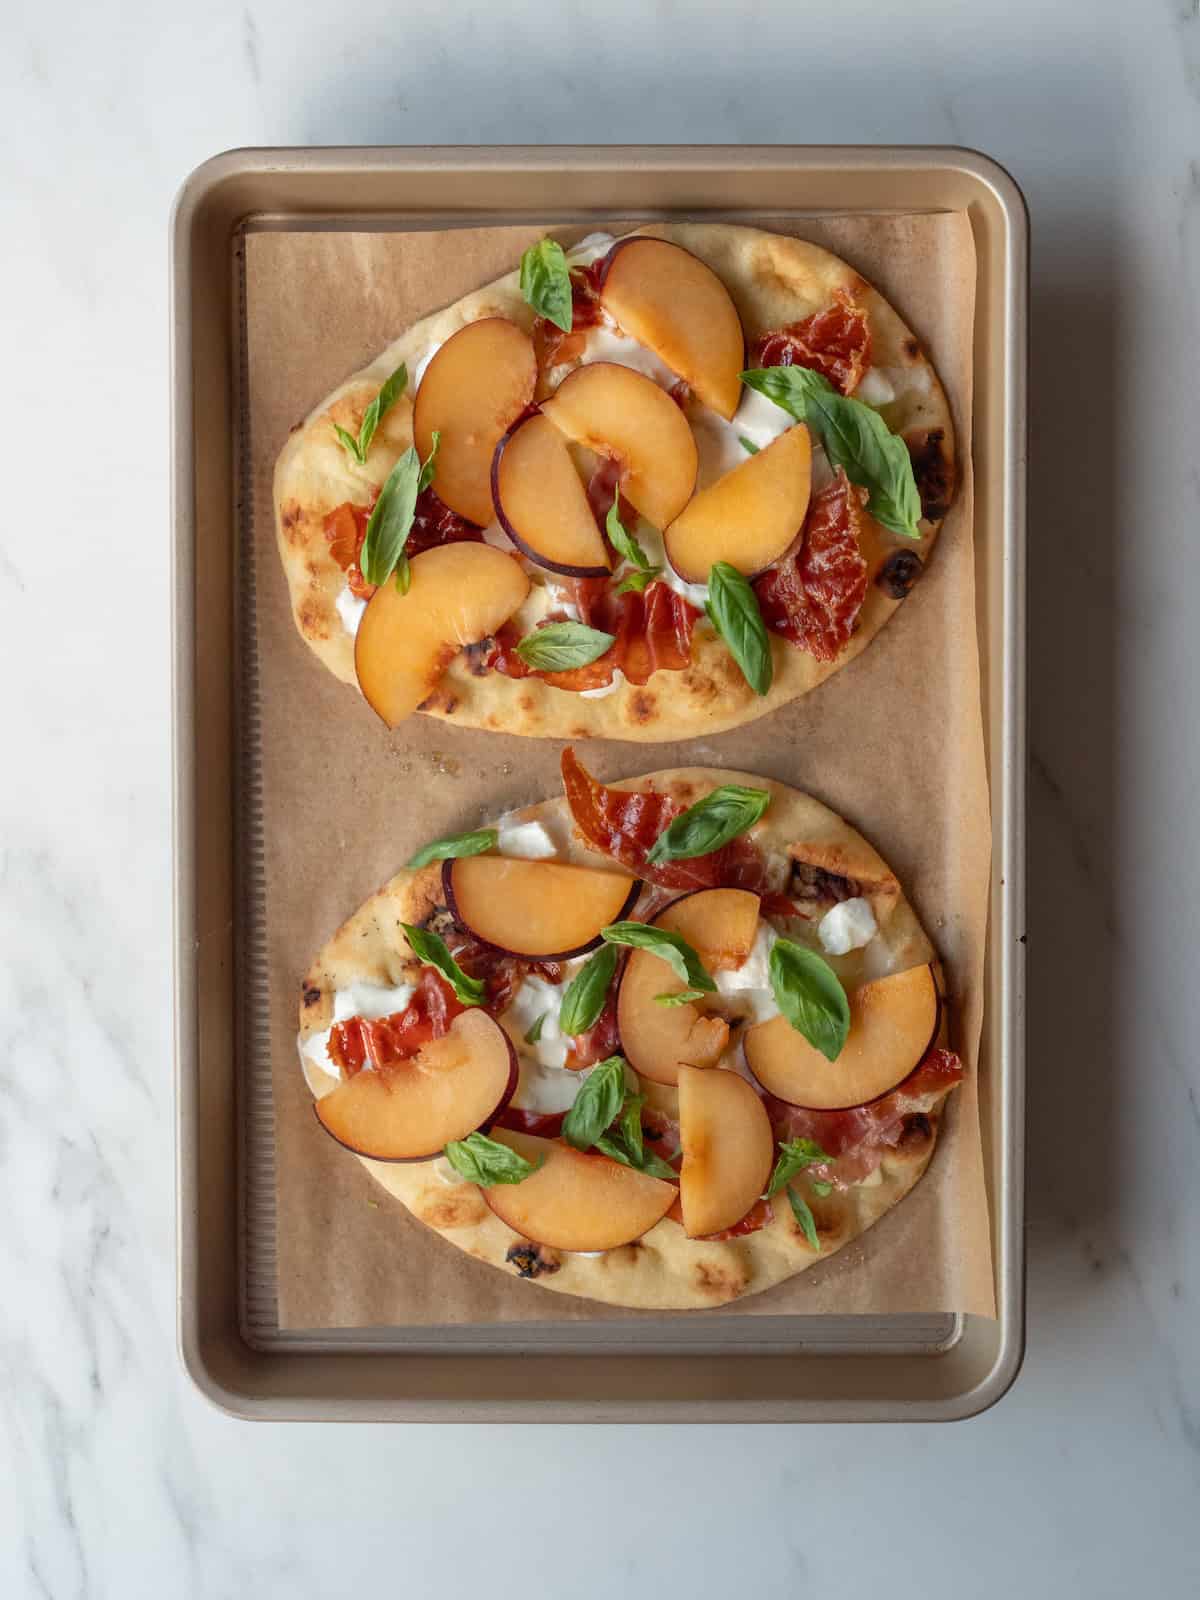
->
[444, 1132, 541, 1187]
[613, 567, 660, 595]
[394, 551, 411, 594]
[768, 939, 850, 1062]
[617, 1093, 645, 1164]
[562, 1055, 627, 1151]
[741, 366, 922, 540]
[606, 489, 654, 570]
[765, 1136, 832, 1197]
[359, 433, 437, 587]
[706, 562, 773, 696]
[558, 945, 618, 1037]
[787, 1184, 821, 1251]
[524, 1012, 547, 1045]
[417, 429, 440, 493]
[333, 422, 366, 465]
[601, 922, 715, 993]
[335, 363, 409, 466]
[514, 621, 616, 672]
[739, 435, 760, 455]
[595, 1132, 678, 1183]
[654, 988, 707, 1007]
[646, 784, 771, 865]
[520, 238, 573, 333]
[811, 1180, 833, 1197]
[400, 923, 487, 1007]
[407, 827, 497, 869]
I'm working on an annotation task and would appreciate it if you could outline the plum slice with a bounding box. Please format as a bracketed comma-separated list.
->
[541, 362, 698, 531]
[483, 1131, 676, 1252]
[744, 963, 939, 1110]
[491, 411, 612, 577]
[443, 855, 638, 961]
[599, 237, 745, 421]
[678, 1064, 775, 1238]
[664, 425, 812, 583]
[314, 1009, 517, 1162]
[412, 318, 537, 526]
[354, 542, 529, 727]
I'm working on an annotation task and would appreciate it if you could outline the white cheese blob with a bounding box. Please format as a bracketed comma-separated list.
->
[335, 585, 367, 637]
[496, 818, 560, 860]
[566, 232, 617, 268]
[714, 922, 780, 1025]
[579, 325, 680, 389]
[817, 897, 878, 956]
[762, 850, 792, 894]
[299, 980, 417, 1082]
[412, 337, 444, 389]
[855, 368, 896, 408]
[481, 519, 517, 552]
[580, 669, 626, 700]
[505, 974, 572, 1073]
[633, 524, 711, 608]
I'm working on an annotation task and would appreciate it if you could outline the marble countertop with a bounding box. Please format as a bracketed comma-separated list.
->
[3, 0, 1198, 1593]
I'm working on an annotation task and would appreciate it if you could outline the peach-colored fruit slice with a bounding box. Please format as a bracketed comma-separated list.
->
[664, 425, 812, 582]
[540, 362, 698, 530]
[355, 542, 529, 727]
[412, 318, 537, 525]
[483, 1131, 676, 1251]
[616, 889, 760, 1086]
[314, 1009, 517, 1162]
[744, 964, 938, 1110]
[443, 856, 638, 960]
[600, 237, 745, 420]
[491, 411, 611, 577]
[678, 1064, 775, 1238]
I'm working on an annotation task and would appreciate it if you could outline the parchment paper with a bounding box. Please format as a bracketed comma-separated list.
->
[243, 213, 995, 1328]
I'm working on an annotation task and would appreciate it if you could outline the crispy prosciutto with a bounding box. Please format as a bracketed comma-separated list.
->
[323, 489, 481, 601]
[765, 1047, 964, 1190]
[754, 468, 869, 662]
[561, 748, 772, 892]
[483, 580, 700, 693]
[564, 982, 623, 1070]
[750, 287, 872, 396]
[326, 967, 464, 1077]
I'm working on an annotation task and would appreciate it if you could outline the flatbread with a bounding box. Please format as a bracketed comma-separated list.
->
[296, 767, 961, 1311]
[274, 224, 957, 742]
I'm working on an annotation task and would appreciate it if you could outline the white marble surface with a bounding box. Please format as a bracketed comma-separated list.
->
[2, 0, 1198, 1593]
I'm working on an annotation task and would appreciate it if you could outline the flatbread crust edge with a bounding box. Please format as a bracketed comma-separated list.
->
[274, 223, 958, 742]
[296, 768, 958, 1312]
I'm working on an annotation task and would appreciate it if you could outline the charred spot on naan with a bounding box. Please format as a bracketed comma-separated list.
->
[691, 1255, 751, 1302]
[876, 548, 924, 601]
[904, 425, 956, 523]
[506, 1241, 562, 1279]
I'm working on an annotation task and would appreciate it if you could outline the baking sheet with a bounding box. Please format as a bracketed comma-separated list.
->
[242, 213, 995, 1329]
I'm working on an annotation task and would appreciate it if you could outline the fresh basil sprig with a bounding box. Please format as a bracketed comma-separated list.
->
[606, 488, 654, 571]
[407, 827, 497, 869]
[524, 1012, 547, 1045]
[601, 922, 716, 994]
[588, 1091, 678, 1181]
[519, 238, 573, 333]
[444, 1132, 541, 1187]
[768, 939, 850, 1062]
[359, 430, 440, 589]
[514, 621, 616, 672]
[614, 567, 660, 595]
[333, 363, 408, 466]
[646, 784, 771, 865]
[741, 366, 922, 540]
[706, 561, 773, 697]
[765, 1137, 832, 1197]
[787, 1185, 821, 1251]
[558, 945, 619, 1037]
[400, 923, 486, 1007]
[654, 988, 707, 1007]
[811, 1180, 833, 1197]
[739, 436, 760, 455]
[562, 1055, 627, 1151]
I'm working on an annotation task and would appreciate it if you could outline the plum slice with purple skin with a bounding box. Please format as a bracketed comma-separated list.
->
[442, 855, 638, 961]
[491, 410, 612, 578]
